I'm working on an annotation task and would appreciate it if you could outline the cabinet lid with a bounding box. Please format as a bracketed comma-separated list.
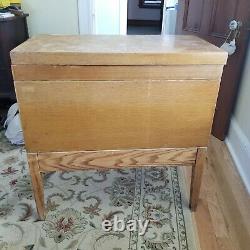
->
[11, 35, 228, 66]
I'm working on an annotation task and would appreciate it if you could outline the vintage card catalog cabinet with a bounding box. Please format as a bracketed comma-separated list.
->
[11, 35, 227, 219]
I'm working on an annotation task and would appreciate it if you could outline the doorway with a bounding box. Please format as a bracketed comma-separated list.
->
[127, 0, 163, 35]
[127, 0, 179, 35]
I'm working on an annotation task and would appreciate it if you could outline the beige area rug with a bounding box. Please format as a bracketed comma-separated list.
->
[0, 131, 199, 250]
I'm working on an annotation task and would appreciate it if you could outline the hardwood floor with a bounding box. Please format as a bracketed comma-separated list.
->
[183, 136, 250, 250]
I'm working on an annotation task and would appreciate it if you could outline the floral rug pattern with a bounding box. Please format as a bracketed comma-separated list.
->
[0, 131, 197, 250]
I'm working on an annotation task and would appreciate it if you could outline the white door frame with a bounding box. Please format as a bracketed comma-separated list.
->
[78, 0, 127, 35]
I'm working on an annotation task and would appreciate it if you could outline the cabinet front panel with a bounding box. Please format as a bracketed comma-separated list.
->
[15, 80, 219, 152]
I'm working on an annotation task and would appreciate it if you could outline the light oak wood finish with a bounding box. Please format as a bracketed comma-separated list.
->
[182, 136, 250, 250]
[12, 65, 224, 81]
[11, 35, 227, 220]
[36, 148, 197, 172]
[207, 136, 250, 250]
[27, 147, 197, 218]
[190, 148, 206, 211]
[27, 154, 45, 220]
[11, 35, 227, 66]
[15, 80, 220, 152]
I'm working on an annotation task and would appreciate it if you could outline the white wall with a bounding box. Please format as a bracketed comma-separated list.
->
[165, 0, 178, 7]
[162, 0, 177, 35]
[22, 0, 127, 36]
[226, 41, 250, 193]
[78, 0, 93, 34]
[22, 0, 79, 36]
[233, 49, 250, 139]
[127, 0, 161, 21]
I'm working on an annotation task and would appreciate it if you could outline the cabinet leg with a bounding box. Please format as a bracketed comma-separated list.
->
[189, 148, 206, 211]
[27, 154, 45, 220]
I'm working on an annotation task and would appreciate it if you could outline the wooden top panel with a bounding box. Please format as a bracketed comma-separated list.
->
[11, 35, 227, 66]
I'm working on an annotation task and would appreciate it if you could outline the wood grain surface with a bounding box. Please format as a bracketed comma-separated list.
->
[15, 79, 220, 152]
[27, 154, 45, 220]
[190, 147, 207, 211]
[36, 148, 197, 172]
[12, 65, 224, 81]
[13, 35, 227, 219]
[11, 35, 227, 65]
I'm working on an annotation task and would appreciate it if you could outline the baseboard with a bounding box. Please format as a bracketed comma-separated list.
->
[127, 19, 161, 26]
[226, 117, 250, 194]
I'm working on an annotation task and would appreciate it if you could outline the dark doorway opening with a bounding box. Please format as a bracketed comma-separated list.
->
[127, 0, 163, 35]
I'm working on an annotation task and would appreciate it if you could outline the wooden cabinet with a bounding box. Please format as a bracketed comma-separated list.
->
[0, 14, 28, 102]
[11, 35, 227, 219]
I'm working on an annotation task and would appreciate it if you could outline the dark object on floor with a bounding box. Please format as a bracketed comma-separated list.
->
[0, 101, 12, 127]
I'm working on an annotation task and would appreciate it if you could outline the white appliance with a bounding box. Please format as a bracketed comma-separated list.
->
[162, 0, 178, 35]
